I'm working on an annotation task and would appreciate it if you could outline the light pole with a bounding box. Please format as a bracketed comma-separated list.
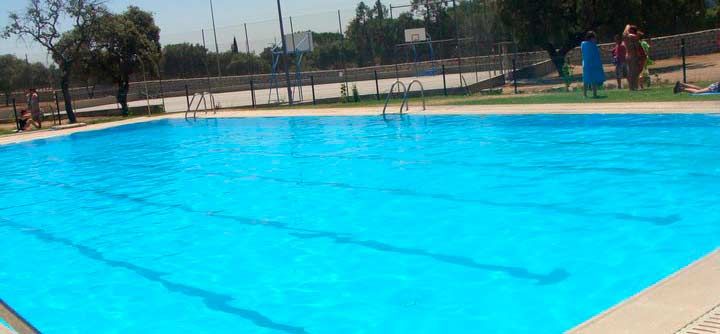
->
[276, 0, 294, 105]
[210, 0, 222, 77]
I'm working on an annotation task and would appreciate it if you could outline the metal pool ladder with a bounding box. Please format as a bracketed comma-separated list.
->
[185, 91, 217, 120]
[382, 80, 426, 118]
[0, 299, 40, 334]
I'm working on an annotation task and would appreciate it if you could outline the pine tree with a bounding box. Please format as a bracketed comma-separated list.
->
[231, 37, 239, 54]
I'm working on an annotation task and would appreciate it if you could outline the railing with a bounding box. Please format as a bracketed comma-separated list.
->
[185, 92, 216, 120]
[0, 299, 39, 334]
[382, 81, 408, 117]
[400, 80, 427, 112]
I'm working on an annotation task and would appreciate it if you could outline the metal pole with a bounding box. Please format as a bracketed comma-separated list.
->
[209, 0, 222, 77]
[185, 84, 191, 111]
[389, 4, 393, 19]
[244, 23, 251, 54]
[12, 98, 20, 131]
[158, 68, 166, 112]
[442, 64, 447, 96]
[289, 17, 297, 52]
[140, 58, 152, 117]
[54, 91, 61, 125]
[512, 58, 518, 94]
[681, 38, 687, 84]
[338, 10, 349, 91]
[310, 75, 316, 105]
[201, 29, 214, 99]
[276, 0, 294, 105]
[452, 0, 462, 87]
[374, 70, 380, 100]
[250, 79, 256, 108]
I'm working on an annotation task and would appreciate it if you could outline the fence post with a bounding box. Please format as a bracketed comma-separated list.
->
[681, 38, 687, 84]
[12, 98, 20, 131]
[250, 79, 256, 109]
[185, 84, 190, 111]
[310, 75, 317, 105]
[374, 70, 380, 100]
[442, 64, 448, 96]
[54, 91, 62, 125]
[395, 64, 400, 81]
[512, 58, 519, 94]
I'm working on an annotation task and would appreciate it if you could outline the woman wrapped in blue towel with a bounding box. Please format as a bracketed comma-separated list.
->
[581, 31, 606, 98]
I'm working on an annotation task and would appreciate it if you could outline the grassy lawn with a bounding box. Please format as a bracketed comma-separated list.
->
[245, 83, 720, 110]
[0, 128, 16, 136]
[445, 85, 720, 106]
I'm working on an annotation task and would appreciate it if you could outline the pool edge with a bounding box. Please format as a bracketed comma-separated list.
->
[1, 101, 719, 146]
[567, 248, 720, 334]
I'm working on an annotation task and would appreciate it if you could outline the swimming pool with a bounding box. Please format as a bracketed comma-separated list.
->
[1, 114, 718, 333]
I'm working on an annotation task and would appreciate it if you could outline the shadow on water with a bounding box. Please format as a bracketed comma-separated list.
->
[34, 180, 568, 285]
[243, 175, 680, 226]
[0, 218, 308, 334]
[110, 161, 679, 226]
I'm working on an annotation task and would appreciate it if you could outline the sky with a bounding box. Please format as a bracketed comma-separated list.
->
[0, 0, 369, 64]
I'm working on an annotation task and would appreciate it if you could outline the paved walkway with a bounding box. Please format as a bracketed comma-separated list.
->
[568, 249, 720, 334]
[2, 101, 719, 146]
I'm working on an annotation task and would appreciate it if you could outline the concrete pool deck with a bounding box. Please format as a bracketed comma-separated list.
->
[1, 100, 719, 146]
[569, 249, 720, 334]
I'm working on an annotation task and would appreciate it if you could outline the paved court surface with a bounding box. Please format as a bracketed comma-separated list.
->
[75, 70, 496, 114]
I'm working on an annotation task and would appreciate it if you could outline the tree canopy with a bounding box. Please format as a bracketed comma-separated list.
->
[81, 6, 161, 115]
[4, 0, 107, 123]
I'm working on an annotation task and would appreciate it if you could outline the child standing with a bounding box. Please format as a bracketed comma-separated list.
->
[581, 31, 606, 98]
[611, 35, 627, 89]
[639, 37, 654, 89]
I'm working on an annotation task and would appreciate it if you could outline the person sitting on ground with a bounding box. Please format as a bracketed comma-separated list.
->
[581, 31, 606, 98]
[674, 81, 720, 94]
[611, 34, 627, 89]
[18, 110, 33, 132]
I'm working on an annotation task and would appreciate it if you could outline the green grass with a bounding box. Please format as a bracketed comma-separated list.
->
[0, 128, 16, 135]
[241, 84, 720, 110]
[446, 85, 720, 106]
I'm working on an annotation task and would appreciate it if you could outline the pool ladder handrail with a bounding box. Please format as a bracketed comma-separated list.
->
[1, 299, 40, 334]
[185, 91, 217, 120]
[382, 80, 407, 117]
[400, 80, 427, 112]
[382, 80, 427, 118]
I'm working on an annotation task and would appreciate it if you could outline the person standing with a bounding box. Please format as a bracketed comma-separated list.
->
[623, 25, 645, 91]
[27, 88, 42, 129]
[611, 34, 627, 89]
[639, 37, 654, 89]
[581, 31, 606, 98]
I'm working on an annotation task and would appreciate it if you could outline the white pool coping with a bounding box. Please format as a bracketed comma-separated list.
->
[1, 101, 719, 146]
[568, 249, 720, 334]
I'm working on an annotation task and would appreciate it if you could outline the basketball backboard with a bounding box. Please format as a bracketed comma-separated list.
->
[284, 31, 314, 53]
[404, 28, 427, 43]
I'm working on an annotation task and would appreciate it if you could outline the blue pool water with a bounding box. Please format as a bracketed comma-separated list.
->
[1, 114, 719, 333]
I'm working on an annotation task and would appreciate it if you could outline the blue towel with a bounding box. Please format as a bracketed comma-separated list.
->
[581, 41, 606, 85]
[690, 92, 720, 96]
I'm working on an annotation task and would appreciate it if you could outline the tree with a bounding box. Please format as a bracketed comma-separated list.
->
[161, 43, 209, 78]
[83, 6, 161, 115]
[0, 55, 21, 106]
[4, 0, 107, 124]
[231, 37, 239, 54]
[497, 0, 630, 76]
